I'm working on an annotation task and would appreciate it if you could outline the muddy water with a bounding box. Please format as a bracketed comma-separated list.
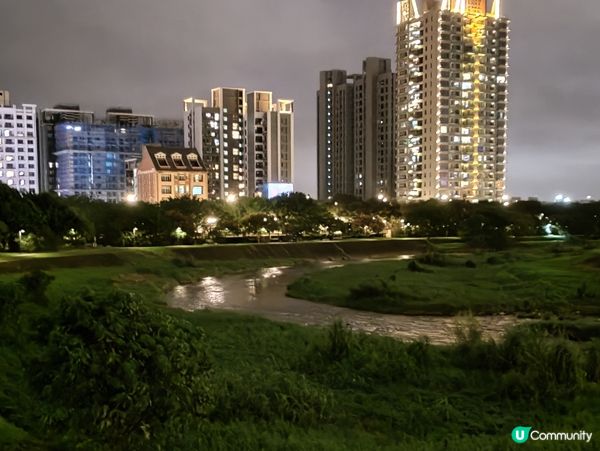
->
[168, 261, 523, 345]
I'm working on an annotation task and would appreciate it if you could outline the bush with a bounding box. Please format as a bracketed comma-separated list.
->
[32, 291, 213, 447]
[304, 323, 421, 388]
[576, 281, 598, 300]
[172, 257, 196, 268]
[583, 340, 600, 382]
[407, 260, 426, 272]
[325, 321, 353, 362]
[465, 260, 477, 268]
[486, 256, 502, 265]
[417, 251, 447, 267]
[498, 329, 585, 402]
[211, 370, 334, 426]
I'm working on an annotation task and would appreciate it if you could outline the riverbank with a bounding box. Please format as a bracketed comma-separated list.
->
[0, 238, 453, 274]
[0, 239, 447, 305]
[287, 244, 600, 318]
[2, 242, 600, 449]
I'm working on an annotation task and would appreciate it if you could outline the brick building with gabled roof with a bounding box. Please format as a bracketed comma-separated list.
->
[137, 144, 208, 203]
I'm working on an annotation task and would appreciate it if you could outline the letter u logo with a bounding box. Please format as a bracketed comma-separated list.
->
[512, 426, 532, 444]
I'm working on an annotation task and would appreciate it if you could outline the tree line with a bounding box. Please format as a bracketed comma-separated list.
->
[1, 182, 599, 251]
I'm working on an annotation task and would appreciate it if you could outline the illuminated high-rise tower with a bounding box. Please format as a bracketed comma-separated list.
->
[395, 0, 508, 201]
[317, 58, 396, 201]
[184, 88, 294, 200]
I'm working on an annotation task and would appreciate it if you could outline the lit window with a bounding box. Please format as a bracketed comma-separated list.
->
[187, 153, 201, 168]
[155, 152, 169, 168]
[172, 153, 185, 168]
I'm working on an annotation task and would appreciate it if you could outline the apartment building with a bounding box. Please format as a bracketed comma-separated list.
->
[184, 88, 294, 200]
[0, 90, 39, 193]
[317, 58, 396, 201]
[395, 0, 508, 201]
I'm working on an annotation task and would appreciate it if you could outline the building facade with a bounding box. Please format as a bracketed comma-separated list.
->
[184, 88, 294, 200]
[395, 0, 508, 201]
[45, 108, 183, 202]
[39, 105, 95, 192]
[0, 91, 39, 193]
[137, 145, 208, 203]
[247, 92, 294, 196]
[317, 58, 396, 201]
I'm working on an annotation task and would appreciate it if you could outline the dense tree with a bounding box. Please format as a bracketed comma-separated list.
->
[1, 181, 598, 251]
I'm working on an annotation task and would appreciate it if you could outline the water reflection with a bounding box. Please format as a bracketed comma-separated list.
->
[245, 278, 256, 301]
[200, 277, 225, 306]
[261, 266, 286, 279]
[167, 261, 523, 344]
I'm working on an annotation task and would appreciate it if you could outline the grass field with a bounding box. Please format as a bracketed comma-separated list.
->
[1, 241, 600, 449]
[3, 304, 600, 450]
[287, 244, 600, 317]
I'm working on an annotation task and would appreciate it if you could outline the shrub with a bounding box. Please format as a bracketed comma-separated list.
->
[583, 340, 600, 382]
[407, 260, 426, 272]
[325, 321, 353, 361]
[465, 260, 477, 268]
[576, 281, 598, 300]
[486, 256, 502, 265]
[172, 257, 196, 268]
[32, 291, 213, 447]
[211, 370, 334, 426]
[417, 251, 447, 267]
[498, 328, 585, 402]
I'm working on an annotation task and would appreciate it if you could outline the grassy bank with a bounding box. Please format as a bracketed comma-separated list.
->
[0, 238, 445, 274]
[0, 240, 599, 449]
[1, 274, 599, 449]
[0, 247, 299, 305]
[287, 244, 600, 317]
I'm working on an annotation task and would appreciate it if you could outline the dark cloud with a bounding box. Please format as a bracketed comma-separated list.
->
[2, 0, 598, 199]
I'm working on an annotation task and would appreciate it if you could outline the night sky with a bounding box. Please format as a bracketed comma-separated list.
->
[2, 0, 598, 200]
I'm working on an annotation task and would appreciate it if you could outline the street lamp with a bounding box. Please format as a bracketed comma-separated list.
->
[206, 216, 219, 226]
[126, 193, 137, 204]
[226, 194, 237, 204]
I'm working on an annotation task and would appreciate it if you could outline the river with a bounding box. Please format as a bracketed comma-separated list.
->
[167, 261, 523, 345]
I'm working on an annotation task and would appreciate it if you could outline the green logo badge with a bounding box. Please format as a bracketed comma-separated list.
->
[512, 426, 532, 444]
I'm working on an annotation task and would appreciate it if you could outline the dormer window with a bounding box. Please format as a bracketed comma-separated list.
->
[172, 152, 185, 168]
[156, 152, 168, 168]
[187, 153, 201, 168]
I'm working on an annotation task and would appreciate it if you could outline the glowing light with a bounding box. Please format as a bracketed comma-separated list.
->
[410, 0, 420, 18]
[205, 216, 218, 226]
[125, 193, 137, 204]
[226, 194, 237, 203]
[173, 227, 187, 240]
[491, 0, 501, 18]
[554, 194, 564, 203]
